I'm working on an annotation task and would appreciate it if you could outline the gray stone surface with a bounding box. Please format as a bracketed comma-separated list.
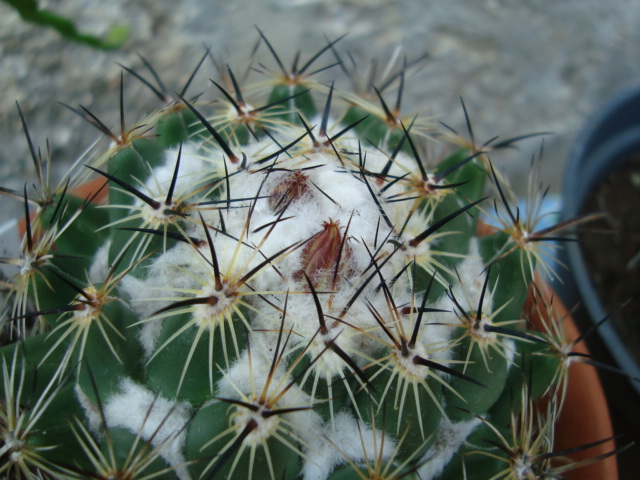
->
[2, 0, 640, 224]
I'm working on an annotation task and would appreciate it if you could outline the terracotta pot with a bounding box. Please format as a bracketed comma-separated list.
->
[477, 221, 618, 479]
[527, 276, 617, 480]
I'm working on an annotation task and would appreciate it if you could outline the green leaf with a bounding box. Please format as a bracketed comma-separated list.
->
[3, 0, 129, 50]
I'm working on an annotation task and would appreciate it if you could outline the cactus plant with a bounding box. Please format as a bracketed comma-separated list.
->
[0, 31, 618, 480]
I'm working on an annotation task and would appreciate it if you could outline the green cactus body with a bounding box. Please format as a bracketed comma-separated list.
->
[0, 34, 597, 480]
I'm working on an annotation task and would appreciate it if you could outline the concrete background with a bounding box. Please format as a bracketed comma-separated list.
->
[2, 0, 640, 476]
[2, 0, 640, 207]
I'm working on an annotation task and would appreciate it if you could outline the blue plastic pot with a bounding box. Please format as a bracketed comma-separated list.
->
[559, 84, 640, 429]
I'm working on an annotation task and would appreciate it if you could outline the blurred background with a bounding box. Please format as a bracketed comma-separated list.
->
[1, 0, 640, 475]
[3, 1, 640, 199]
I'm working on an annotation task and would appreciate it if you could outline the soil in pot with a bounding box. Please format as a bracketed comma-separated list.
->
[580, 154, 640, 363]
